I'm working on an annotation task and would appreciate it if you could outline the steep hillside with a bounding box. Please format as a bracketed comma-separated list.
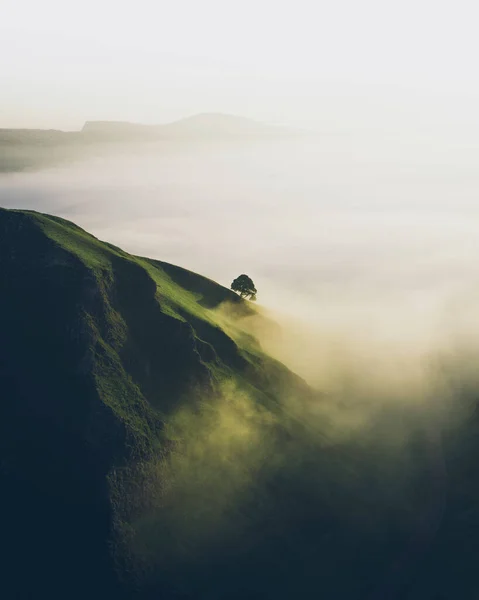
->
[1, 208, 479, 600]
[0, 208, 312, 599]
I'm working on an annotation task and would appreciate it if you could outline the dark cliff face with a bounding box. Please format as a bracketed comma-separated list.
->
[0, 208, 300, 600]
[0, 209, 238, 599]
[0, 212, 122, 598]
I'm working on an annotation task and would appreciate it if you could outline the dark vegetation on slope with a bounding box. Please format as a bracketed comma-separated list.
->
[0, 208, 478, 600]
[0, 207, 309, 598]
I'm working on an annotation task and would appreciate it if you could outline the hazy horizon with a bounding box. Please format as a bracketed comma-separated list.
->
[0, 111, 301, 133]
[3, 0, 479, 134]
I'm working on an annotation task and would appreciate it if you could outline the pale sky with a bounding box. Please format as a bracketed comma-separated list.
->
[1, 0, 478, 130]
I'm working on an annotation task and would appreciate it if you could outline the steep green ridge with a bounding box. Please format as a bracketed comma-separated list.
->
[1, 208, 479, 600]
[0, 208, 312, 599]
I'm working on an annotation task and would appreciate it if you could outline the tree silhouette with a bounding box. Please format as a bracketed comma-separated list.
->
[231, 274, 257, 301]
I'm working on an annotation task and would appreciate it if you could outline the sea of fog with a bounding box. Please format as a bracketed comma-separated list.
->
[3, 134, 479, 598]
[1, 134, 479, 366]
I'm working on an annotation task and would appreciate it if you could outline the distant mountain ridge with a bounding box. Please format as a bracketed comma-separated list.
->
[82, 112, 291, 139]
[0, 113, 291, 142]
[0, 113, 297, 171]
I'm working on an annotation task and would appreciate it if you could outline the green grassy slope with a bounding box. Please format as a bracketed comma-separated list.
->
[0, 207, 315, 599]
[1, 208, 479, 600]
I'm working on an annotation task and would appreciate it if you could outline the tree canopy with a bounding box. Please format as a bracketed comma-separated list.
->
[231, 274, 257, 301]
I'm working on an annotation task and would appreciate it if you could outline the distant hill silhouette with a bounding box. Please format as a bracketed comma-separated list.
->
[82, 113, 293, 140]
[0, 113, 299, 171]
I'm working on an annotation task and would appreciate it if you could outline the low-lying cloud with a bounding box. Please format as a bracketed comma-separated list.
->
[4, 136, 478, 596]
[2, 136, 478, 326]
[2, 136, 479, 384]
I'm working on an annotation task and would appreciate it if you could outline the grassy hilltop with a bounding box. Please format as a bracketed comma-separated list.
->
[1, 208, 479, 600]
[0, 207, 317, 598]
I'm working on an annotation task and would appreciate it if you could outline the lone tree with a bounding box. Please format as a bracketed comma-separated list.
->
[231, 274, 257, 301]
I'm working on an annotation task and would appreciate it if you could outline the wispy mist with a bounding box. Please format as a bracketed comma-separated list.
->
[3, 134, 479, 425]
